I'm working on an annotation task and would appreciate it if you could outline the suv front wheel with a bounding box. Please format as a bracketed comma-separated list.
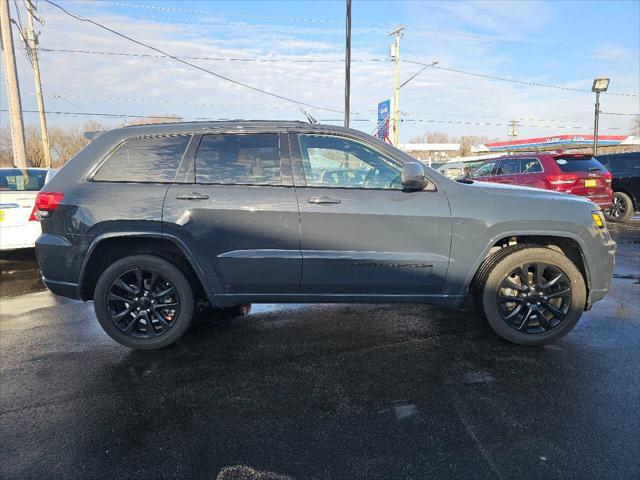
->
[94, 254, 195, 350]
[476, 246, 586, 345]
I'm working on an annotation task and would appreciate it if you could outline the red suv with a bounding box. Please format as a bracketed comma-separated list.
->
[471, 153, 613, 209]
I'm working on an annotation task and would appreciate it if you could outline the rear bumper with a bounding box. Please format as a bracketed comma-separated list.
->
[42, 277, 82, 300]
[35, 233, 91, 300]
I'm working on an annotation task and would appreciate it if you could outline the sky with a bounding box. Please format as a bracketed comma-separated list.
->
[1, 0, 639, 143]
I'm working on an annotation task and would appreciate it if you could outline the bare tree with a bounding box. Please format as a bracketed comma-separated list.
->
[409, 131, 451, 143]
[1, 120, 108, 168]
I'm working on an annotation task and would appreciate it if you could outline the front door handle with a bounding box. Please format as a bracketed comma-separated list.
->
[175, 192, 209, 200]
[307, 196, 341, 205]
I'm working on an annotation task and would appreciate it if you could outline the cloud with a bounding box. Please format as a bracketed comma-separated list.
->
[2, 0, 638, 142]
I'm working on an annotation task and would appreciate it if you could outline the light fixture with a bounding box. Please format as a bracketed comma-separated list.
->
[592, 78, 610, 93]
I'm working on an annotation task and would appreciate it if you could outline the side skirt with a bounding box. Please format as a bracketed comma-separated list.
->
[212, 293, 464, 310]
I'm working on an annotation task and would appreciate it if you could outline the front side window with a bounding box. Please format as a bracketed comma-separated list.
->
[473, 161, 497, 178]
[298, 135, 402, 189]
[195, 134, 281, 185]
[94, 135, 190, 183]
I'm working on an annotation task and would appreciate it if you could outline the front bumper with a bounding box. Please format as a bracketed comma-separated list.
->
[584, 227, 616, 309]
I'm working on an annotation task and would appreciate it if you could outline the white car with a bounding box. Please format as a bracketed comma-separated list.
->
[0, 168, 56, 250]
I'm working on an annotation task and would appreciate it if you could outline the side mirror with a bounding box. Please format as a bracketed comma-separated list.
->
[401, 161, 428, 191]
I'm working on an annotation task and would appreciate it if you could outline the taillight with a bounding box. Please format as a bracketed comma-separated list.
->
[35, 192, 64, 217]
[28, 205, 39, 222]
[546, 174, 578, 188]
[604, 171, 612, 184]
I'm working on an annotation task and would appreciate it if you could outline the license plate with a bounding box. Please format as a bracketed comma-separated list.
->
[584, 179, 597, 187]
[0, 210, 4, 222]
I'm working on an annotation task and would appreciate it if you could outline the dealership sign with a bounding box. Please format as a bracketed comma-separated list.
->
[376, 99, 391, 143]
[481, 134, 635, 152]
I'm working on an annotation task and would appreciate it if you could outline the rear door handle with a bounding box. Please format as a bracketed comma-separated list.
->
[307, 196, 341, 205]
[175, 192, 209, 200]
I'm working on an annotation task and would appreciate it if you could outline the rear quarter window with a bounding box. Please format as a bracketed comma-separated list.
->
[554, 156, 606, 173]
[93, 135, 191, 183]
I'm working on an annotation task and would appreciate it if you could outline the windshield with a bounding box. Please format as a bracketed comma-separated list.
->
[554, 156, 606, 173]
[0, 169, 48, 191]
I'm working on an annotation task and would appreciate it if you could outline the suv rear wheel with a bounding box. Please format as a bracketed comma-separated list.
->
[476, 246, 586, 345]
[94, 254, 195, 350]
[604, 191, 634, 222]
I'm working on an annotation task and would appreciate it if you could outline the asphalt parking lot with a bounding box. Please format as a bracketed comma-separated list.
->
[1, 221, 639, 480]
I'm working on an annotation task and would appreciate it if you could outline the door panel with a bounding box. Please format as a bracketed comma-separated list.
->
[297, 188, 451, 294]
[163, 132, 301, 295]
[291, 132, 451, 295]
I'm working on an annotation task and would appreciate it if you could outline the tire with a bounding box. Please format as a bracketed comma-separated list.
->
[477, 246, 586, 345]
[604, 191, 634, 222]
[94, 254, 195, 350]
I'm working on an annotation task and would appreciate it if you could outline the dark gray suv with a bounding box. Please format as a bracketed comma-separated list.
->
[35, 121, 615, 349]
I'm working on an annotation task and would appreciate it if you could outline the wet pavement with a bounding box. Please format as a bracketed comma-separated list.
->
[1, 221, 639, 479]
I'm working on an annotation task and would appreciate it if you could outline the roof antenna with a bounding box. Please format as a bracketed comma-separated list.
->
[300, 108, 318, 124]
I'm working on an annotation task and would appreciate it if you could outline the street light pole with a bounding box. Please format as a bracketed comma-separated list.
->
[344, 0, 351, 128]
[591, 77, 610, 156]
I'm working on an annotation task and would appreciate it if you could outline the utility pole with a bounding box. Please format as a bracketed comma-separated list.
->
[388, 26, 404, 146]
[24, 0, 51, 168]
[0, 0, 28, 173]
[344, 0, 351, 128]
[507, 119, 519, 139]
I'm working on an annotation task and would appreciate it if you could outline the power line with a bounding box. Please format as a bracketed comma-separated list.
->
[36, 45, 639, 98]
[42, 0, 342, 113]
[601, 111, 640, 116]
[404, 59, 639, 97]
[42, 91, 634, 127]
[37, 46, 352, 63]
[2, 108, 627, 131]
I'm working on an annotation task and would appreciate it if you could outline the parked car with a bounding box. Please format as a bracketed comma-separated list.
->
[470, 153, 613, 209]
[35, 121, 615, 349]
[596, 152, 639, 222]
[0, 168, 56, 250]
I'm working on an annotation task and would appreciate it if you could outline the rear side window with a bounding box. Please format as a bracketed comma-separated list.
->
[94, 135, 190, 183]
[554, 156, 606, 173]
[0, 169, 47, 191]
[521, 158, 543, 173]
[195, 134, 281, 185]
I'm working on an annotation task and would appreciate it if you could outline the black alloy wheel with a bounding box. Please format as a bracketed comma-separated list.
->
[478, 246, 586, 345]
[604, 192, 634, 222]
[94, 254, 195, 349]
[106, 268, 180, 338]
[497, 262, 572, 334]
